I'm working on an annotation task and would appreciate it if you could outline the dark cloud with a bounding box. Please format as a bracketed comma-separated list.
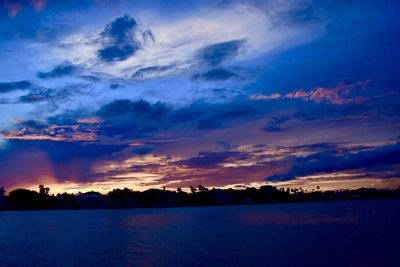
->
[132, 146, 154, 155]
[97, 15, 142, 62]
[191, 68, 238, 81]
[37, 62, 77, 79]
[0, 80, 31, 93]
[46, 113, 82, 126]
[169, 99, 279, 130]
[286, 0, 357, 24]
[197, 102, 257, 129]
[97, 99, 170, 137]
[169, 106, 205, 123]
[132, 65, 174, 79]
[98, 45, 138, 62]
[109, 83, 124, 89]
[18, 92, 51, 103]
[94, 99, 266, 138]
[103, 14, 137, 42]
[142, 30, 155, 42]
[267, 142, 400, 181]
[170, 102, 252, 130]
[98, 99, 168, 118]
[15, 119, 47, 130]
[196, 39, 245, 66]
[0, 140, 124, 185]
[294, 142, 339, 152]
[176, 151, 248, 168]
[262, 126, 283, 132]
[16, 85, 79, 105]
[79, 75, 101, 82]
[261, 116, 291, 132]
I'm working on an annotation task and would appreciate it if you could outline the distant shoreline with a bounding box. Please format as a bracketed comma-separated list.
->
[1, 196, 400, 213]
[1, 185, 399, 212]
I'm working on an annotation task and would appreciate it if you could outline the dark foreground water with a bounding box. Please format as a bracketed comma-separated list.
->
[1, 199, 399, 267]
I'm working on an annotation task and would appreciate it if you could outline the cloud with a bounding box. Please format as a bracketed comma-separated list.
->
[196, 102, 258, 129]
[0, 139, 124, 186]
[0, 0, 399, 194]
[191, 68, 238, 81]
[251, 80, 370, 105]
[109, 83, 124, 89]
[97, 14, 143, 62]
[18, 93, 51, 103]
[131, 145, 154, 155]
[2, 97, 272, 144]
[15, 119, 46, 129]
[98, 99, 168, 119]
[267, 142, 400, 181]
[196, 39, 245, 66]
[132, 65, 175, 80]
[250, 93, 282, 100]
[0, 81, 31, 93]
[168, 99, 286, 130]
[102, 14, 138, 43]
[261, 116, 291, 132]
[98, 45, 138, 62]
[0, 123, 99, 142]
[169, 106, 205, 123]
[97, 99, 170, 137]
[12, 84, 80, 107]
[37, 62, 78, 79]
[45, 1, 323, 84]
[176, 150, 248, 168]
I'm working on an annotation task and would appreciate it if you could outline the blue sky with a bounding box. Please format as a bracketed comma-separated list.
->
[0, 0, 399, 193]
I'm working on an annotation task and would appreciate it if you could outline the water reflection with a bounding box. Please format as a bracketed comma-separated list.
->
[124, 213, 189, 228]
[234, 211, 359, 225]
[123, 212, 190, 266]
[0, 199, 399, 267]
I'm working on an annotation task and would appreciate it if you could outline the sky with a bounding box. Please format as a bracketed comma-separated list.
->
[0, 0, 399, 193]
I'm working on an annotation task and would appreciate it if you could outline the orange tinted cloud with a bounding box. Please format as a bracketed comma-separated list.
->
[0, 124, 99, 142]
[250, 80, 370, 105]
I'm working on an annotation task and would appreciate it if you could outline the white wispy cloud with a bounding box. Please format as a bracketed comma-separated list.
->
[52, 2, 323, 79]
[0, 1, 325, 130]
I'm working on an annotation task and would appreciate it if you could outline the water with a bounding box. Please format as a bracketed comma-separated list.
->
[0, 199, 399, 267]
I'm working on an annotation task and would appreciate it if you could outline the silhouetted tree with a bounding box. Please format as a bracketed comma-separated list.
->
[198, 185, 209, 193]
[1, 185, 399, 211]
[39, 185, 45, 195]
[0, 187, 5, 209]
[39, 185, 50, 196]
[190, 186, 197, 194]
[8, 189, 40, 209]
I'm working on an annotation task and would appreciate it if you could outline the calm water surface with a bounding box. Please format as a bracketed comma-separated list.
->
[1, 199, 399, 267]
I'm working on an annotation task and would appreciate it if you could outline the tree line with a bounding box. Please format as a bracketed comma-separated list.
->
[0, 184, 399, 211]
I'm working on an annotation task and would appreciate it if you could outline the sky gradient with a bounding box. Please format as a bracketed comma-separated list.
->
[0, 0, 399, 193]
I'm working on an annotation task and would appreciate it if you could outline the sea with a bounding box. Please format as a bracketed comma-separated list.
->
[1, 199, 399, 266]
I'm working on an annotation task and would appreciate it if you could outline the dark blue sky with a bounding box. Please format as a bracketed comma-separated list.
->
[0, 0, 399, 193]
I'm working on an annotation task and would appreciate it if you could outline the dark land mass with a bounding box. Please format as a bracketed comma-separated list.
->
[0, 184, 399, 211]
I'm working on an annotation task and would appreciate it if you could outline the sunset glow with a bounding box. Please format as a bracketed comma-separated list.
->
[0, 0, 399, 194]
